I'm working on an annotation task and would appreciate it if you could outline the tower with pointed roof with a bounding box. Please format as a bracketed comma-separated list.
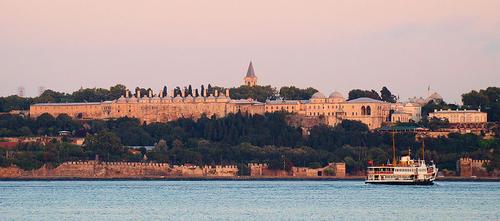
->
[244, 61, 258, 87]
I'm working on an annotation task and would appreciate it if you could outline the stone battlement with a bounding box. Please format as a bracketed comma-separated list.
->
[248, 162, 346, 177]
[0, 161, 238, 178]
[457, 158, 491, 177]
[458, 158, 490, 166]
[62, 161, 169, 167]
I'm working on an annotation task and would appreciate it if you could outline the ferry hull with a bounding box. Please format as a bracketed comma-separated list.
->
[365, 180, 434, 185]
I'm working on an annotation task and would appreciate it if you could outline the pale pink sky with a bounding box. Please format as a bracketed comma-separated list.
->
[1, 0, 499, 103]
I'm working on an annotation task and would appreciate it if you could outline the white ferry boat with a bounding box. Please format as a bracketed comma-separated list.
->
[365, 155, 437, 185]
[365, 134, 438, 185]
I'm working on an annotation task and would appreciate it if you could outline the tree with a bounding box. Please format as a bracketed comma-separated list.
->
[155, 139, 169, 152]
[462, 90, 489, 109]
[380, 87, 397, 103]
[462, 87, 500, 122]
[229, 85, 277, 102]
[200, 85, 205, 97]
[421, 100, 455, 117]
[0, 95, 32, 112]
[340, 120, 369, 132]
[55, 114, 79, 132]
[162, 86, 168, 97]
[109, 84, 127, 99]
[36, 113, 56, 131]
[188, 85, 193, 96]
[84, 130, 124, 161]
[422, 117, 450, 131]
[348, 89, 381, 101]
[279, 86, 318, 100]
[35, 90, 71, 103]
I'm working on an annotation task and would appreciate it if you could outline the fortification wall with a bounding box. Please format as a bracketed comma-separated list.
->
[248, 162, 346, 177]
[0, 166, 23, 178]
[0, 161, 238, 178]
[458, 158, 491, 177]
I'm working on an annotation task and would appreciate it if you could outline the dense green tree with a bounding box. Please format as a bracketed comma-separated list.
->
[0, 95, 32, 112]
[462, 90, 489, 109]
[380, 87, 397, 103]
[348, 89, 381, 101]
[109, 84, 127, 99]
[421, 100, 458, 117]
[84, 130, 124, 161]
[462, 87, 500, 121]
[279, 86, 318, 100]
[229, 85, 277, 102]
[162, 86, 168, 97]
[35, 90, 72, 103]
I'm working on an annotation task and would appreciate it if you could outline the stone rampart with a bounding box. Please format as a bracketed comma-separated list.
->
[0, 161, 238, 178]
[248, 162, 346, 177]
[457, 158, 491, 177]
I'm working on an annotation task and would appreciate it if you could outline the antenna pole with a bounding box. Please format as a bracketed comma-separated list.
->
[422, 138, 425, 161]
[392, 132, 396, 165]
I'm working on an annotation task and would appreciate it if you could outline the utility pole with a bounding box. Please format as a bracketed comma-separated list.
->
[422, 138, 425, 161]
[392, 132, 397, 165]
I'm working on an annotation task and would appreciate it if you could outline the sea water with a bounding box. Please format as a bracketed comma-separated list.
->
[0, 181, 498, 220]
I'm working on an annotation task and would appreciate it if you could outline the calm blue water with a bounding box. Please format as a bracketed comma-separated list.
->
[0, 181, 499, 221]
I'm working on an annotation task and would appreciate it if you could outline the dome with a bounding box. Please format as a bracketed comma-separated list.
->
[311, 92, 326, 99]
[328, 91, 344, 99]
[427, 92, 443, 101]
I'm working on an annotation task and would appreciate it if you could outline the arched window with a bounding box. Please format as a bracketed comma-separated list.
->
[361, 106, 366, 115]
[366, 106, 371, 115]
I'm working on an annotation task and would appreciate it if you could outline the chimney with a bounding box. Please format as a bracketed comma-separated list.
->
[181, 89, 185, 97]
[215, 89, 219, 97]
[170, 89, 174, 97]
[148, 90, 153, 98]
[225, 89, 230, 97]
[205, 89, 208, 97]
[137, 89, 141, 98]
[159, 90, 163, 98]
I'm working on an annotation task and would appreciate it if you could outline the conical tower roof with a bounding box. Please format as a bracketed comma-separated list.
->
[246, 61, 256, 77]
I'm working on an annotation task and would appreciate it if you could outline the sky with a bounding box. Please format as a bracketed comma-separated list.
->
[0, 0, 499, 103]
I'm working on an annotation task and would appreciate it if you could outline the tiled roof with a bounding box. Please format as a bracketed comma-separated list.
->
[246, 61, 256, 77]
[32, 102, 102, 106]
[347, 97, 385, 103]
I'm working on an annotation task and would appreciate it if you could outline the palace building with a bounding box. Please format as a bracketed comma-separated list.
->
[30, 88, 264, 124]
[265, 92, 392, 129]
[29, 63, 402, 130]
[429, 109, 487, 124]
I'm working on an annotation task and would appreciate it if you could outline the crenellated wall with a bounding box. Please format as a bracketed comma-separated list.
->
[0, 161, 238, 178]
[248, 162, 346, 177]
[457, 158, 491, 177]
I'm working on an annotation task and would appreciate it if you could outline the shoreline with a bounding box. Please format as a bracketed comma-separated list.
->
[1, 176, 499, 182]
